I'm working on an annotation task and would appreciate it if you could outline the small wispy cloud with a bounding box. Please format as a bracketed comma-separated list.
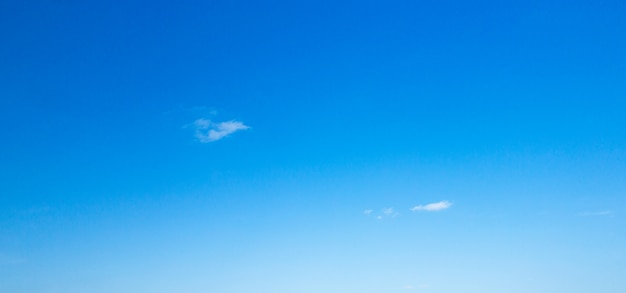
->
[193, 118, 250, 142]
[363, 209, 373, 215]
[411, 200, 452, 212]
[578, 210, 612, 217]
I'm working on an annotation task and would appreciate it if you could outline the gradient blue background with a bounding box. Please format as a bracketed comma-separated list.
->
[1, 0, 625, 292]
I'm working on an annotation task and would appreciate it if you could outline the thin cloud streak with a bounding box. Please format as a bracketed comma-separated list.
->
[411, 201, 452, 212]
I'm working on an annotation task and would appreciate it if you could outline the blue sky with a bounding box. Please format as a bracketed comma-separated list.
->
[1, 0, 625, 292]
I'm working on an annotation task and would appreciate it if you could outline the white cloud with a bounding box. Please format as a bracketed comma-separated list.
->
[383, 207, 394, 215]
[193, 119, 250, 142]
[363, 209, 373, 215]
[411, 200, 452, 212]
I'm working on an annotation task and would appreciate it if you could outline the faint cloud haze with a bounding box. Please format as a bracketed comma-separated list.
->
[578, 210, 612, 216]
[382, 207, 400, 217]
[365, 207, 399, 219]
[382, 207, 394, 215]
[0, 254, 25, 266]
[411, 201, 452, 212]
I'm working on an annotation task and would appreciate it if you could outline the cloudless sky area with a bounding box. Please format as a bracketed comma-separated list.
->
[1, 0, 625, 292]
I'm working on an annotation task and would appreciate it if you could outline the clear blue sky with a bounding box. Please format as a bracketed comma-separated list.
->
[1, 0, 625, 292]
